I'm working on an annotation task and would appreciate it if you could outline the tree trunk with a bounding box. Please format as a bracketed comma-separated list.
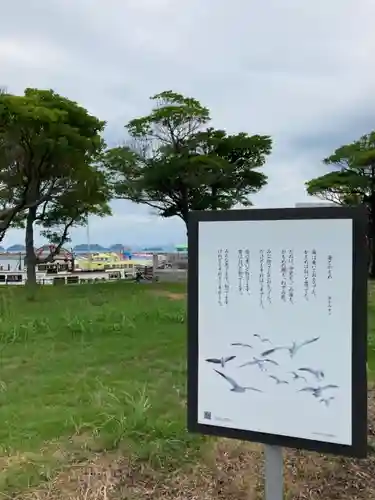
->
[370, 237, 375, 279]
[211, 185, 218, 210]
[180, 186, 189, 239]
[25, 207, 37, 285]
[369, 164, 375, 278]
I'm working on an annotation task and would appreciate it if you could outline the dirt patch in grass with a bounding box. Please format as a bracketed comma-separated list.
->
[19, 390, 375, 500]
[127, 438, 375, 500]
[18, 453, 127, 500]
[150, 290, 186, 301]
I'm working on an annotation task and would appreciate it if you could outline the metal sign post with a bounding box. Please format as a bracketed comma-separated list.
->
[262, 202, 337, 500]
[265, 445, 283, 500]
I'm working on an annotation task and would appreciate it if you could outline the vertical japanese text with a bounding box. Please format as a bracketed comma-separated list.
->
[311, 249, 317, 297]
[281, 249, 287, 302]
[238, 249, 244, 294]
[327, 254, 333, 315]
[259, 249, 265, 308]
[303, 250, 309, 300]
[266, 249, 272, 304]
[224, 249, 230, 305]
[244, 249, 250, 294]
[328, 255, 333, 280]
[288, 250, 295, 304]
[217, 249, 223, 306]
[328, 295, 332, 315]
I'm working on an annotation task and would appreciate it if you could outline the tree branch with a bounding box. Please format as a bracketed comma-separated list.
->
[37, 217, 76, 263]
[0, 183, 60, 242]
[35, 200, 49, 221]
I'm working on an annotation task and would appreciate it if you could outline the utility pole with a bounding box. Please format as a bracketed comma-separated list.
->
[86, 216, 92, 270]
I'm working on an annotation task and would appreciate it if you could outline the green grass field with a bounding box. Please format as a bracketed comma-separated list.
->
[0, 281, 374, 499]
[0, 282, 205, 496]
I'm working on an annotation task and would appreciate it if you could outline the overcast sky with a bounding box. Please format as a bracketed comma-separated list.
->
[1, 0, 374, 247]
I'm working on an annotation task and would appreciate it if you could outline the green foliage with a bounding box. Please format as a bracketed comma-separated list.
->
[126, 90, 210, 140]
[36, 167, 111, 254]
[105, 91, 272, 227]
[305, 132, 375, 205]
[0, 88, 111, 278]
[306, 132, 375, 276]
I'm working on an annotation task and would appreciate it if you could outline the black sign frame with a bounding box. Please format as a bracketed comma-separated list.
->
[187, 206, 368, 458]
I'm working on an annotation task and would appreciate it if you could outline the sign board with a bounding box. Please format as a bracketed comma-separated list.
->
[187, 206, 368, 457]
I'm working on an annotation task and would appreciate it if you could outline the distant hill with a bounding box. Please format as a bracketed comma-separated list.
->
[142, 246, 166, 252]
[109, 244, 125, 251]
[73, 244, 108, 252]
[7, 244, 26, 252]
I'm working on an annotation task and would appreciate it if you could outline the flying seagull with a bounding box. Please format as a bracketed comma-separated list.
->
[298, 367, 324, 381]
[261, 337, 320, 359]
[269, 375, 288, 385]
[239, 357, 279, 371]
[205, 356, 236, 368]
[231, 342, 253, 349]
[319, 396, 335, 406]
[290, 371, 307, 383]
[254, 334, 271, 343]
[214, 370, 263, 393]
[299, 385, 339, 398]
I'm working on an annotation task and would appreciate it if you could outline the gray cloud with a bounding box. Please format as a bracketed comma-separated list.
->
[1, 0, 374, 246]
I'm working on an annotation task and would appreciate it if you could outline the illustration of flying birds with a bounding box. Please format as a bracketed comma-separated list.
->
[319, 396, 335, 406]
[261, 337, 320, 359]
[269, 375, 288, 385]
[298, 384, 339, 398]
[290, 371, 307, 383]
[239, 357, 279, 371]
[205, 356, 236, 368]
[231, 343, 253, 349]
[254, 334, 271, 343]
[298, 367, 324, 381]
[214, 370, 263, 393]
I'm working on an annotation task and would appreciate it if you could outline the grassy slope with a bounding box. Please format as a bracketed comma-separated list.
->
[0, 281, 374, 497]
[0, 282, 204, 494]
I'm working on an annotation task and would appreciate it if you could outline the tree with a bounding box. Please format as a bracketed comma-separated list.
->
[104, 91, 272, 232]
[0, 92, 47, 241]
[23, 167, 111, 283]
[0, 88, 111, 284]
[305, 132, 375, 275]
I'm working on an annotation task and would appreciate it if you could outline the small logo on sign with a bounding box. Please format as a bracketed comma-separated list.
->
[203, 411, 212, 420]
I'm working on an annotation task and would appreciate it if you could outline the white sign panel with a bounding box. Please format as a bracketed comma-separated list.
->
[187, 207, 367, 458]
